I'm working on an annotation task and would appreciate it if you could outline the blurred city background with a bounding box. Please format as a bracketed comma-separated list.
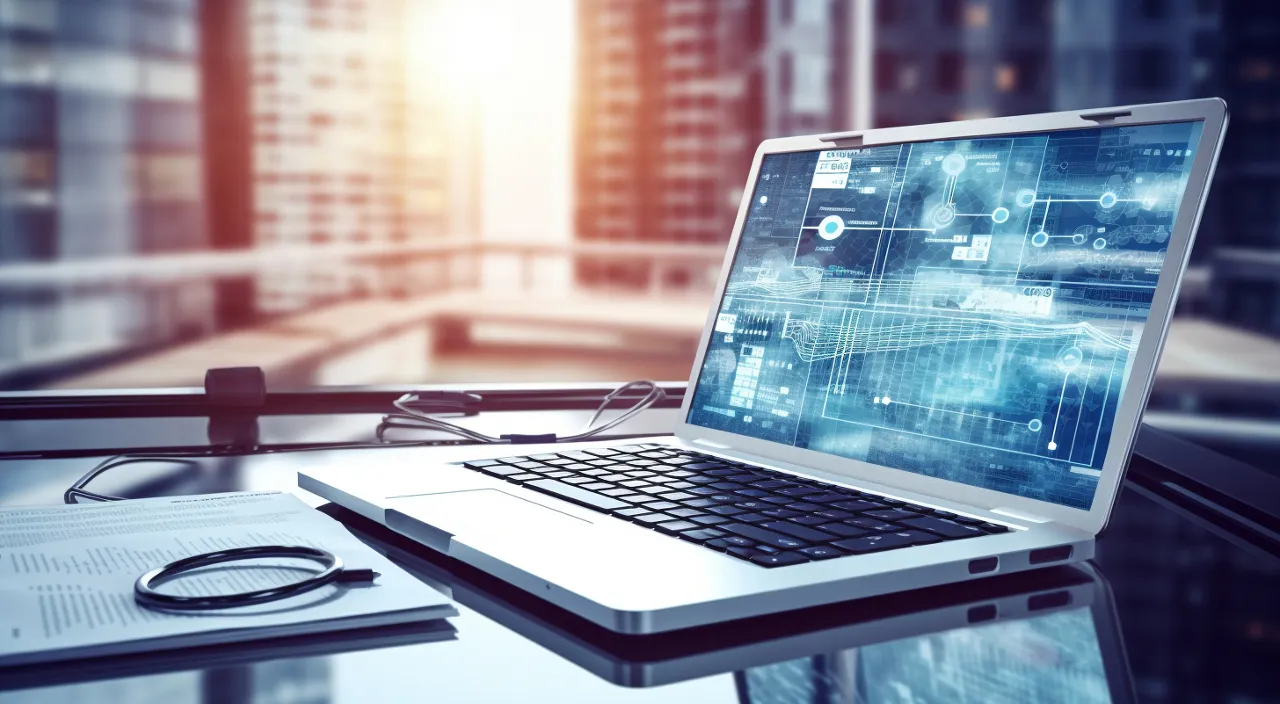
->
[0, 0, 1277, 464]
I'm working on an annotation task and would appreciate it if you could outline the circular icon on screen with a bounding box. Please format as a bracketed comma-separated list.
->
[817, 215, 845, 241]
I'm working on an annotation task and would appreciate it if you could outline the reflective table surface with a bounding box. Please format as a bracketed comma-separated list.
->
[1, 443, 1278, 704]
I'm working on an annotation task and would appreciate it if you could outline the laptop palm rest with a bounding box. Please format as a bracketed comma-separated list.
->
[385, 489, 594, 556]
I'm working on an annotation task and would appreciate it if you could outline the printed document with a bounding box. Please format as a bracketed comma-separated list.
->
[0, 492, 455, 666]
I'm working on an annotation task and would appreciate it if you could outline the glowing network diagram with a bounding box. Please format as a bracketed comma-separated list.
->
[688, 122, 1204, 509]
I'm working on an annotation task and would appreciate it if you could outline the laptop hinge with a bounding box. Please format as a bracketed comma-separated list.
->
[690, 438, 733, 449]
[991, 507, 1054, 523]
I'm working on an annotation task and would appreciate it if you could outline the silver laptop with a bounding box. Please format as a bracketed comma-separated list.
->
[302, 99, 1227, 634]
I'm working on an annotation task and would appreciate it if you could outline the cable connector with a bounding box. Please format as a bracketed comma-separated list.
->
[500, 433, 559, 445]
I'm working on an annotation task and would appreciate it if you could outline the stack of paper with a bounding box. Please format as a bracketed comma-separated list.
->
[0, 492, 457, 666]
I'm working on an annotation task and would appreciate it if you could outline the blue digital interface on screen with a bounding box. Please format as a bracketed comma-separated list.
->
[688, 122, 1204, 509]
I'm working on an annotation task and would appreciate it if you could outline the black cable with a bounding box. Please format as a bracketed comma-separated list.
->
[64, 381, 667, 504]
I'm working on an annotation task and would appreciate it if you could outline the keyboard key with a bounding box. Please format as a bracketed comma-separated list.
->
[750, 552, 809, 567]
[761, 508, 799, 518]
[639, 486, 670, 495]
[584, 449, 619, 457]
[789, 515, 829, 526]
[786, 502, 822, 512]
[844, 518, 901, 532]
[684, 498, 725, 508]
[679, 528, 725, 542]
[707, 494, 738, 503]
[647, 476, 677, 484]
[558, 451, 593, 460]
[901, 516, 984, 539]
[865, 508, 923, 522]
[692, 515, 730, 526]
[734, 489, 770, 498]
[599, 474, 630, 482]
[688, 487, 719, 495]
[932, 509, 957, 518]
[563, 477, 593, 485]
[727, 473, 766, 483]
[645, 501, 679, 511]
[544, 470, 573, 479]
[830, 499, 885, 512]
[684, 462, 728, 470]
[655, 520, 700, 535]
[832, 531, 925, 554]
[628, 459, 659, 467]
[615, 494, 649, 503]
[527, 479, 627, 511]
[726, 546, 755, 559]
[777, 486, 822, 497]
[723, 523, 811, 550]
[817, 522, 868, 538]
[582, 482, 613, 491]
[722, 535, 756, 548]
[581, 469, 610, 477]
[545, 459, 575, 466]
[495, 456, 527, 463]
[708, 505, 744, 516]
[635, 512, 675, 524]
[805, 492, 854, 503]
[953, 516, 983, 525]
[585, 459, 614, 467]
[612, 454, 639, 461]
[978, 522, 1010, 533]
[508, 473, 541, 482]
[704, 468, 741, 477]
[668, 507, 705, 519]
[735, 500, 773, 511]
[761, 496, 794, 505]
[667, 470, 695, 478]
[529, 453, 558, 461]
[734, 513, 768, 524]
[750, 480, 792, 489]
[660, 457, 695, 466]
[813, 509, 854, 521]
[614, 507, 650, 517]
[685, 476, 718, 485]
[880, 498, 907, 507]
[564, 464, 594, 471]
[668, 481, 695, 490]
[799, 545, 844, 560]
[485, 465, 526, 476]
[462, 459, 500, 468]
[762, 521, 836, 543]
[659, 491, 695, 502]
[710, 482, 744, 491]
[637, 451, 670, 459]
[515, 462, 544, 471]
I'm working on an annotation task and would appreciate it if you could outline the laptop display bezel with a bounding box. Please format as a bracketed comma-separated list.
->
[675, 99, 1229, 534]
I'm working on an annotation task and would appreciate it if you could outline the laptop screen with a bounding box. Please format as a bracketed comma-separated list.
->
[687, 121, 1204, 509]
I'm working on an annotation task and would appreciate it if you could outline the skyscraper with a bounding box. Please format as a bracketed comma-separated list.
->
[1207, 1, 1280, 335]
[574, 0, 856, 288]
[0, 0, 208, 387]
[247, 0, 459, 314]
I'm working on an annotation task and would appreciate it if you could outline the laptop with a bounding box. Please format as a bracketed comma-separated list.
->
[302, 98, 1227, 634]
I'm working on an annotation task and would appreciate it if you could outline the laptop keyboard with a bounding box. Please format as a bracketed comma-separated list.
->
[455, 444, 1010, 568]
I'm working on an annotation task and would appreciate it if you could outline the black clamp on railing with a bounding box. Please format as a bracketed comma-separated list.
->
[205, 367, 266, 450]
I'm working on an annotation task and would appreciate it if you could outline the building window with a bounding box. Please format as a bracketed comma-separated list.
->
[1013, 0, 1050, 27]
[1140, 0, 1168, 20]
[937, 0, 963, 26]
[779, 52, 793, 99]
[964, 2, 990, 28]
[936, 51, 963, 93]
[1123, 47, 1173, 91]
[875, 50, 899, 93]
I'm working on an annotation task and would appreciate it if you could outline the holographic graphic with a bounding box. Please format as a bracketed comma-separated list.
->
[689, 122, 1204, 508]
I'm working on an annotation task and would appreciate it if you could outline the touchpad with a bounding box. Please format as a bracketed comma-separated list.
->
[385, 489, 594, 547]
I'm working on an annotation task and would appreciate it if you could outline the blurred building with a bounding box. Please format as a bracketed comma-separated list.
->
[0, 0, 209, 386]
[573, 0, 855, 289]
[247, 0, 457, 314]
[1208, 1, 1280, 336]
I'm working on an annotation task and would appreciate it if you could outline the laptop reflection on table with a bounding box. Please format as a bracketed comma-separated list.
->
[335, 506, 1133, 702]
